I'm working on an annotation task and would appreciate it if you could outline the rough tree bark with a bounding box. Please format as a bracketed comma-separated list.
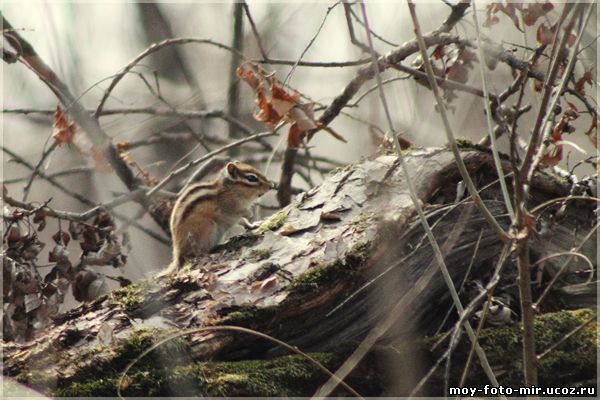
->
[2, 146, 597, 397]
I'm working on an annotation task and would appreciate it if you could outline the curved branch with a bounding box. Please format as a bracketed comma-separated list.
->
[94, 38, 244, 118]
[2, 15, 140, 192]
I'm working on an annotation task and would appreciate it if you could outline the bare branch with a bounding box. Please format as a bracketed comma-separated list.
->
[22, 141, 58, 202]
[535, 223, 599, 308]
[343, 1, 373, 53]
[317, 33, 468, 128]
[471, 0, 515, 221]
[228, 3, 245, 141]
[2, 15, 140, 192]
[146, 131, 276, 198]
[94, 38, 243, 118]
[314, 3, 500, 397]
[242, 1, 268, 60]
[255, 57, 371, 67]
[1, 166, 93, 185]
[117, 325, 363, 400]
[344, 1, 399, 47]
[406, 2, 509, 240]
[1, 146, 169, 245]
[283, 1, 342, 86]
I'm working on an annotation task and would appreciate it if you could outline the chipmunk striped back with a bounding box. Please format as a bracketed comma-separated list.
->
[162, 161, 273, 275]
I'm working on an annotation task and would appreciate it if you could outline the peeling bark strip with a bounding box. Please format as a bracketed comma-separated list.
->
[3, 147, 597, 396]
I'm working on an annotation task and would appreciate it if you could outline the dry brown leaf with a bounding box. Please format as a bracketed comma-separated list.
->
[584, 114, 598, 150]
[575, 70, 593, 95]
[249, 275, 278, 293]
[52, 106, 76, 146]
[536, 23, 554, 45]
[320, 212, 342, 221]
[237, 61, 338, 150]
[522, 1, 553, 26]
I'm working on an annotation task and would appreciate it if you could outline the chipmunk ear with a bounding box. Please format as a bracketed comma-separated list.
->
[226, 162, 238, 179]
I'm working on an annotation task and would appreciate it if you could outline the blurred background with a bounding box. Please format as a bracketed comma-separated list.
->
[2, 1, 597, 286]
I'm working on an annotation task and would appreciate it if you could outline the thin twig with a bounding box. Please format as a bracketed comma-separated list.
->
[526, 5, 594, 183]
[317, 33, 467, 128]
[2, 15, 140, 192]
[242, 1, 268, 59]
[512, 6, 589, 387]
[146, 131, 276, 198]
[345, 1, 399, 47]
[94, 38, 243, 118]
[408, 3, 509, 241]
[283, 1, 342, 86]
[435, 229, 484, 336]
[314, 3, 499, 397]
[5, 107, 237, 119]
[22, 140, 58, 202]
[471, 0, 515, 221]
[530, 195, 600, 215]
[4, 106, 272, 151]
[255, 57, 371, 67]
[532, 251, 595, 284]
[1, 166, 93, 185]
[518, 5, 577, 183]
[537, 314, 596, 361]
[409, 243, 512, 398]
[343, 1, 371, 53]
[535, 223, 599, 308]
[458, 291, 494, 387]
[2, 146, 169, 245]
[227, 2, 245, 141]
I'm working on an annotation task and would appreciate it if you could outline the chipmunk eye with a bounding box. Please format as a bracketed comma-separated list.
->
[245, 174, 259, 183]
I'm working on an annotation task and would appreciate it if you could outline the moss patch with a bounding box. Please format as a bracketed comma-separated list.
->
[219, 304, 276, 327]
[214, 232, 260, 253]
[257, 211, 288, 233]
[403, 308, 598, 395]
[247, 248, 272, 261]
[53, 345, 368, 397]
[109, 279, 156, 311]
[287, 242, 371, 294]
[53, 327, 188, 397]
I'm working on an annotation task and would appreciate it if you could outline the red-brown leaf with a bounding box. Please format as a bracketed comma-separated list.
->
[536, 23, 554, 45]
[584, 114, 598, 150]
[52, 106, 76, 146]
[287, 123, 302, 149]
[255, 91, 282, 127]
[116, 141, 131, 152]
[236, 66, 261, 90]
[52, 231, 71, 246]
[574, 70, 593, 95]
[522, 2, 553, 26]
[433, 45, 445, 60]
[33, 209, 47, 232]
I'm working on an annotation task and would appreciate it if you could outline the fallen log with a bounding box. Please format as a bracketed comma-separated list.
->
[3, 146, 597, 396]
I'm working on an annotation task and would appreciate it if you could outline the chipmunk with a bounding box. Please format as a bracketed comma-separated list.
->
[160, 161, 274, 275]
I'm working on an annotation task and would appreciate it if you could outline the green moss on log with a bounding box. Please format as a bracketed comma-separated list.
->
[54, 348, 364, 397]
[287, 242, 371, 294]
[257, 211, 288, 233]
[403, 308, 598, 395]
[109, 280, 156, 311]
[214, 232, 260, 253]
